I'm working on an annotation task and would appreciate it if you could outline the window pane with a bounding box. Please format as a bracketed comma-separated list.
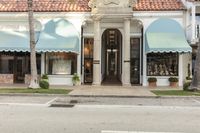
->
[147, 53, 178, 76]
[46, 53, 77, 75]
[0, 55, 14, 74]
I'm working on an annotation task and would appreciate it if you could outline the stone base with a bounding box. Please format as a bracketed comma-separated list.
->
[25, 74, 41, 84]
[122, 83, 131, 87]
[0, 74, 13, 84]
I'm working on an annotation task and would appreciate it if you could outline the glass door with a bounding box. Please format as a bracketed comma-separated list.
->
[130, 38, 140, 84]
[84, 38, 94, 83]
[107, 49, 117, 76]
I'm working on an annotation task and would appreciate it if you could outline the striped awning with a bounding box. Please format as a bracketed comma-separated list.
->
[145, 18, 192, 53]
[0, 18, 79, 53]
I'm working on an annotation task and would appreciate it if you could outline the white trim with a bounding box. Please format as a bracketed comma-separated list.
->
[130, 33, 142, 37]
[83, 33, 94, 37]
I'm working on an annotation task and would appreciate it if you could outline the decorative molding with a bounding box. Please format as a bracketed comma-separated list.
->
[128, 0, 137, 7]
[88, 0, 137, 8]
[103, 0, 120, 5]
[88, 0, 96, 8]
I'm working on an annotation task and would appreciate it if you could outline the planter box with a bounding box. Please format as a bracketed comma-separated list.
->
[149, 82, 157, 87]
[0, 74, 13, 84]
[25, 74, 41, 84]
[170, 82, 178, 87]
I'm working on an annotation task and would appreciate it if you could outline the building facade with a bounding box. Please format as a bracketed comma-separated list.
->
[0, 0, 195, 87]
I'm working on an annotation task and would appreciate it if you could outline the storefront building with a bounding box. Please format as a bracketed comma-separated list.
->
[0, 0, 194, 86]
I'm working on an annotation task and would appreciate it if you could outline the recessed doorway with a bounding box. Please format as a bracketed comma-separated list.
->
[101, 29, 122, 85]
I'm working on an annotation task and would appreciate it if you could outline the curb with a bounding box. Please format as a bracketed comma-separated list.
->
[69, 95, 200, 98]
[0, 93, 200, 99]
[69, 95, 159, 98]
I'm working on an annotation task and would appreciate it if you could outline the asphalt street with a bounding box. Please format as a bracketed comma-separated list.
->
[1, 95, 200, 107]
[0, 96, 200, 133]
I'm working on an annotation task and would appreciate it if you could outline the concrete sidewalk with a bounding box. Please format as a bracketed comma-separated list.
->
[69, 86, 156, 97]
[0, 84, 181, 97]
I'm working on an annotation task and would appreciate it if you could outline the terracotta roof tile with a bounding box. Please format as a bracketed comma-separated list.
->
[0, 0, 185, 12]
[134, 0, 185, 11]
[0, 0, 91, 12]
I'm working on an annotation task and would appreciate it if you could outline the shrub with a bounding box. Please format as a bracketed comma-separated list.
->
[169, 77, 178, 82]
[72, 73, 80, 85]
[183, 82, 191, 91]
[148, 77, 157, 82]
[186, 76, 192, 80]
[39, 80, 49, 89]
[41, 74, 48, 80]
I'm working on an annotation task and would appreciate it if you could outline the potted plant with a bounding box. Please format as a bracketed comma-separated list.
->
[148, 77, 157, 87]
[72, 73, 80, 86]
[185, 76, 192, 82]
[168, 77, 178, 87]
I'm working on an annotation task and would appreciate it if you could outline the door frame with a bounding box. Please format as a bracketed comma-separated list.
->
[130, 37, 141, 85]
[101, 28, 122, 82]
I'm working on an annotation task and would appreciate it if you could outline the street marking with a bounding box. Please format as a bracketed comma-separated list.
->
[0, 97, 58, 107]
[101, 131, 183, 133]
[45, 97, 58, 105]
[192, 99, 200, 105]
[0, 102, 47, 107]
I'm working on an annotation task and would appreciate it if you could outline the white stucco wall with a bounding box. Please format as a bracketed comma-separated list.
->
[0, 10, 192, 87]
[182, 53, 192, 83]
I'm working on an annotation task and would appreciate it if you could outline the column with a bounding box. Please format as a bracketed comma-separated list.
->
[123, 18, 131, 86]
[179, 54, 183, 87]
[143, 26, 148, 86]
[93, 19, 101, 85]
[192, 5, 196, 43]
[41, 53, 45, 75]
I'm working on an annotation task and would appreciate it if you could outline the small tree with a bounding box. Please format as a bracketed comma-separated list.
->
[27, 0, 39, 88]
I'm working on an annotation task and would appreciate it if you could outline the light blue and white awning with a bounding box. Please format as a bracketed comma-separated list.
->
[0, 31, 29, 52]
[36, 18, 79, 53]
[0, 18, 79, 53]
[145, 18, 192, 53]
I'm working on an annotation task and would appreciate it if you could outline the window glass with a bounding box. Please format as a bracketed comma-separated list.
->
[84, 38, 93, 83]
[147, 53, 178, 76]
[0, 55, 14, 74]
[0, 52, 41, 74]
[46, 53, 77, 75]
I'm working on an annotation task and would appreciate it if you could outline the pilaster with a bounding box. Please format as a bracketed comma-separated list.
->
[93, 18, 101, 85]
[123, 18, 131, 86]
[41, 53, 45, 75]
[192, 5, 196, 43]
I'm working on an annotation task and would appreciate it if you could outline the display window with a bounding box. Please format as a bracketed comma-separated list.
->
[147, 53, 178, 76]
[46, 52, 77, 75]
[0, 52, 41, 74]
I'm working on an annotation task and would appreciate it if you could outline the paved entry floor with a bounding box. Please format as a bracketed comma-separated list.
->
[69, 86, 156, 97]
